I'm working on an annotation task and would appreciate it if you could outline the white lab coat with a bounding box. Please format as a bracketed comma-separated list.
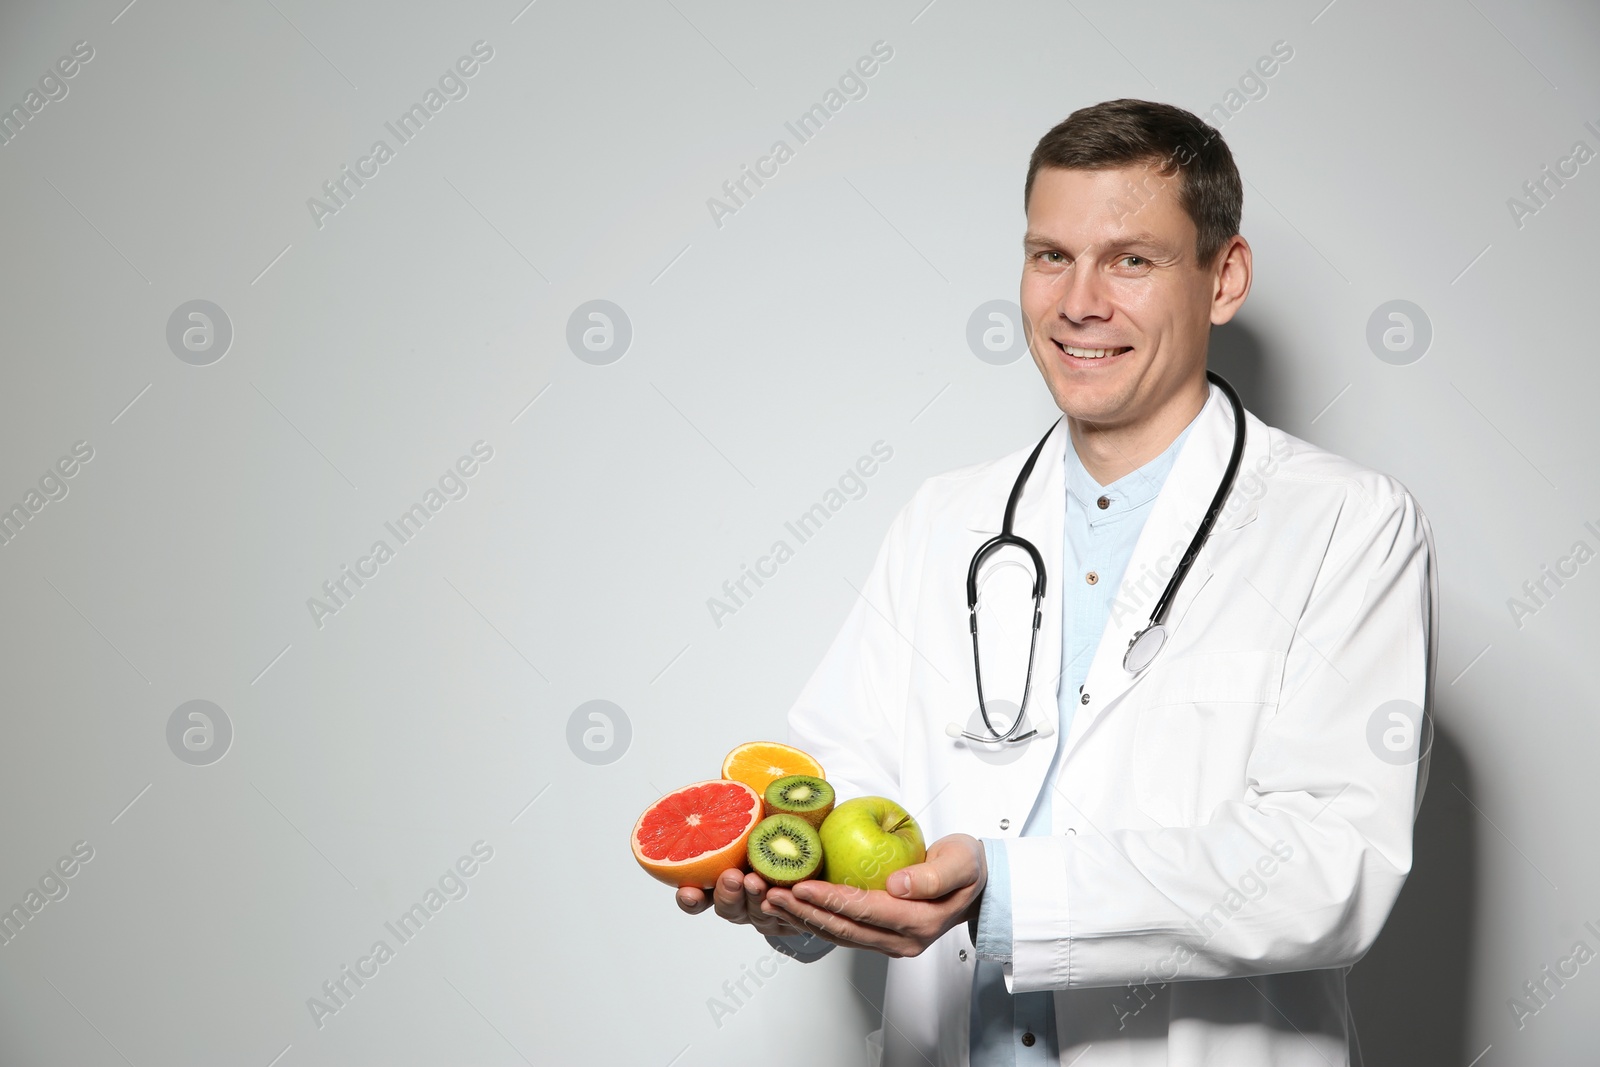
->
[786, 381, 1439, 1067]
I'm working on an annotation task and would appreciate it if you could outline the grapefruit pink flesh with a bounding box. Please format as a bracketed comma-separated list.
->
[631, 780, 761, 889]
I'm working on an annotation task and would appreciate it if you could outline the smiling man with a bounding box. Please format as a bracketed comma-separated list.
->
[678, 99, 1438, 1066]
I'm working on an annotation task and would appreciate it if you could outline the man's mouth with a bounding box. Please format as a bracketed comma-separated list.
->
[1054, 340, 1133, 362]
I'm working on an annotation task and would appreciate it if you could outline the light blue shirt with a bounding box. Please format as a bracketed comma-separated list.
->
[970, 411, 1199, 1065]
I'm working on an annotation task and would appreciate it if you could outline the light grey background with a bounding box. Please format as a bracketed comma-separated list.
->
[0, 0, 1595, 1064]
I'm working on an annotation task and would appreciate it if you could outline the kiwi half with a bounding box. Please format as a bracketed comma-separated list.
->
[763, 774, 836, 828]
[746, 813, 823, 887]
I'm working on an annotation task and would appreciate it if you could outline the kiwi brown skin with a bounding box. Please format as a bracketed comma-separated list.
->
[746, 813, 823, 887]
[762, 774, 836, 828]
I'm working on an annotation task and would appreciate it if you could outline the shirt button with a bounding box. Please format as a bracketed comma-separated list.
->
[1022, 1032, 1037, 1047]
[999, 818, 1010, 830]
[1080, 692, 1090, 705]
[1085, 570, 1098, 585]
[1096, 495, 1110, 510]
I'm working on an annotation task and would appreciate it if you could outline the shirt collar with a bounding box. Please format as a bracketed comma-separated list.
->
[1064, 406, 1202, 516]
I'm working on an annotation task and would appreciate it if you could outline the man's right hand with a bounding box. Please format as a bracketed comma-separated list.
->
[676, 869, 813, 939]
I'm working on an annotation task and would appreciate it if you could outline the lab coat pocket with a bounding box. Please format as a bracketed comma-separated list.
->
[1131, 649, 1284, 827]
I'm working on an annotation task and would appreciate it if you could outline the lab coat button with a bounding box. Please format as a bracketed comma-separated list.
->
[1022, 1032, 1037, 1047]
[1080, 692, 1090, 705]
[1066, 827, 1076, 835]
[959, 949, 968, 962]
[999, 818, 1010, 830]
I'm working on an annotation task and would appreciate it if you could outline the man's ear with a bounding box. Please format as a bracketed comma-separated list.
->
[1209, 235, 1253, 326]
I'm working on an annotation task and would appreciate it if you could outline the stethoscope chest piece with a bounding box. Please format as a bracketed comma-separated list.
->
[1123, 624, 1167, 674]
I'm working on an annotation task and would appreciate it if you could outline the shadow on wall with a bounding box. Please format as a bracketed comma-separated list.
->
[1349, 723, 1477, 1066]
[1211, 317, 1480, 1062]
[1208, 318, 1281, 425]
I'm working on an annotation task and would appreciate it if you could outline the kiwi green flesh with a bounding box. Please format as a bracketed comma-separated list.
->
[765, 774, 835, 812]
[747, 814, 822, 886]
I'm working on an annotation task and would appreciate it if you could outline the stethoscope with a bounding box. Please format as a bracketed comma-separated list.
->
[947, 370, 1247, 745]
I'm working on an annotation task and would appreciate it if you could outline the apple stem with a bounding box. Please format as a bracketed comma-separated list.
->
[886, 814, 909, 834]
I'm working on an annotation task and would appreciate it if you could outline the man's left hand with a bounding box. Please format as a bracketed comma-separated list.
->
[761, 833, 986, 958]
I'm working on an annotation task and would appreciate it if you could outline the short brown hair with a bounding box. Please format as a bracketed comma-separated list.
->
[1024, 99, 1243, 267]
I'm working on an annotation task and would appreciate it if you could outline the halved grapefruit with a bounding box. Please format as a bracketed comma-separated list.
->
[720, 741, 825, 796]
[631, 779, 762, 889]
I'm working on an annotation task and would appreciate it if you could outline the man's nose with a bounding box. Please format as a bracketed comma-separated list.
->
[1053, 263, 1113, 325]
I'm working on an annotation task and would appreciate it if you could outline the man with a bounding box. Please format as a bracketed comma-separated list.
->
[678, 99, 1438, 1066]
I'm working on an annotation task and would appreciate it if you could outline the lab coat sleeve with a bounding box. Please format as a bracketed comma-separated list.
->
[784, 487, 924, 809]
[1005, 487, 1439, 993]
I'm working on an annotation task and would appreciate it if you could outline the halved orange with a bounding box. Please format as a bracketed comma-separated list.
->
[721, 741, 825, 796]
[631, 779, 762, 889]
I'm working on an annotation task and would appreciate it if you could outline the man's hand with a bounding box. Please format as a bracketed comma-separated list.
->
[675, 869, 813, 940]
[760, 833, 987, 958]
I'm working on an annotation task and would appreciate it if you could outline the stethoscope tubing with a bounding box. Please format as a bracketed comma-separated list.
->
[963, 416, 1059, 744]
[956, 370, 1246, 746]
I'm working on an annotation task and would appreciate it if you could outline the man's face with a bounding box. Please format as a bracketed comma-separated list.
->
[1020, 164, 1228, 432]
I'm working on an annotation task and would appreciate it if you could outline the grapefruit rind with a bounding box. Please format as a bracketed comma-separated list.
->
[631, 779, 762, 890]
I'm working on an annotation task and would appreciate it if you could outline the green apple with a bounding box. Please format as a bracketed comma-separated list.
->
[818, 797, 926, 891]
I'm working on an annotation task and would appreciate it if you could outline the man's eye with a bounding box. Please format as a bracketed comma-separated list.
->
[1037, 251, 1066, 264]
[1120, 255, 1148, 268]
